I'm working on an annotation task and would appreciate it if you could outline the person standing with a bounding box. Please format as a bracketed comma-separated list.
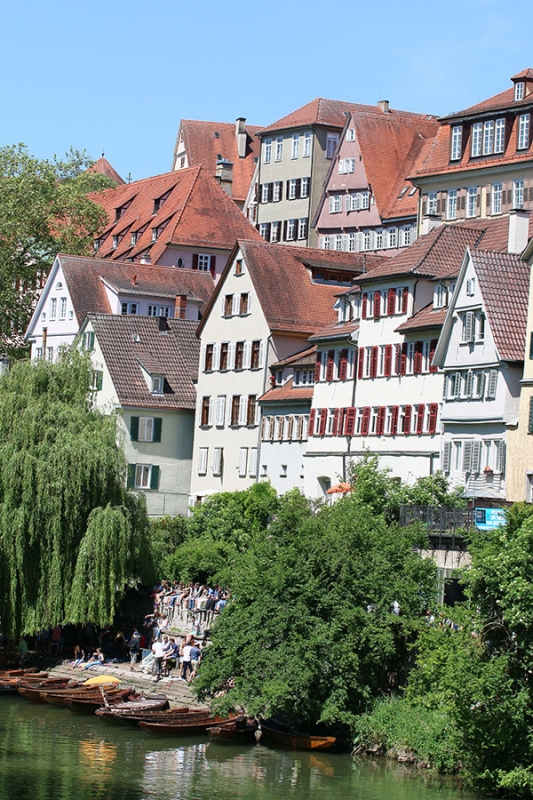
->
[189, 642, 201, 682]
[152, 638, 165, 682]
[180, 639, 193, 681]
[129, 629, 141, 671]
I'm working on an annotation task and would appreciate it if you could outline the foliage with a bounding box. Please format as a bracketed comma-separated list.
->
[194, 487, 436, 737]
[0, 144, 114, 349]
[0, 352, 152, 634]
[148, 515, 189, 569]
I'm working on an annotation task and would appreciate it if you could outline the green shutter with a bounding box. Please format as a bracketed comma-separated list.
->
[127, 464, 136, 488]
[150, 465, 160, 490]
[96, 371, 103, 391]
[153, 418, 162, 442]
[130, 417, 139, 441]
[88, 331, 95, 351]
[529, 397, 533, 434]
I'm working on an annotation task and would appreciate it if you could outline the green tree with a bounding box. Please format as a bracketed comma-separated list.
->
[0, 352, 153, 635]
[0, 145, 114, 349]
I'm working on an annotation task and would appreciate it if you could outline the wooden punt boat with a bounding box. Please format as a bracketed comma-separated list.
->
[0, 673, 50, 696]
[18, 678, 79, 703]
[259, 719, 336, 751]
[138, 713, 234, 736]
[40, 685, 130, 707]
[65, 688, 135, 714]
[207, 717, 258, 744]
[0, 668, 41, 679]
[95, 705, 209, 726]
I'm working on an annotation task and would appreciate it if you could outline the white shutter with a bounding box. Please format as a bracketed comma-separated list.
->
[249, 447, 258, 478]
[465, 370, 474, 398]
[442, 441, 451, 472]
[345, 195, 351, 213]
[228, 342, 236, 370]
[207, 397, 214, 427]
[462, 441, 473, 472]
[213, 447, 223, 476]
[243, 341, 252, 369]
[213, 343, 221, 371]
[487, 369, 498, 399]
[258, 340, 265, 368]
[329, 196, 336, 213]
[497, 440, 506, 474]
[247, 293, 252, 312]
[255, 401, 260, 426]
[477, 371, 486, 398]
[232, 294, 240, 316]
[239, 447, 248, 477]
[453, 372, 462, 398]
[464, 311, 474, 343]
[238, 396, 247, 425]
[216, 395, 226, 426]
[198, 447, 208, 475]
[471, 441, 481, 473]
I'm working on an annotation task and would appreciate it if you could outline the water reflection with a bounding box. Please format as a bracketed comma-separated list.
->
[0, 698, 478, 800]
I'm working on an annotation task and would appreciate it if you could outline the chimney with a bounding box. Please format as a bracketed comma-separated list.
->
[508, 210, 530, 254]
[215, 159, 233, 198]
[236, 117, 247, 158]
[377, 100, 390, 113]
[175, 294, 187, 320]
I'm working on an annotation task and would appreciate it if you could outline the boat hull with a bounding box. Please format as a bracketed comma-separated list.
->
[259, 720, 336, 751]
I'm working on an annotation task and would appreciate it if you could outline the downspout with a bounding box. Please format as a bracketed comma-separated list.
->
[255, 334, 273, 483]
[42, 327, 48, 359]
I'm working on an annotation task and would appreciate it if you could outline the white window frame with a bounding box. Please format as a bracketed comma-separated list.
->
[263, 138, 272, 163]
[515, 82, 525, 101]
[291, 134, 299, 159]
[303, 131, 312, 157]
[138, 417, 154, 442]
[427, 192, 437, 215]
[288, 179, 298, 200]
[446, 189, 457, 220]
[491, 182, 502, 215]
[346, 128, 355, 142]
[198, 448, 208, 476]
[471, 122, 483, 157]
[300, 177, 310, 198]
[135, 464, 153, 489]
[275, 137, 283, 161]
[286, 219, 297, 241]
[451, 125, 462, 160]
[482, 120, 494, 155]
[50, 298, 57, 321]
[495, 118, 506, 153]
[213, 447, 223, 477]
[513, 179, 524, 209]
[518, 114, 530, 150]
[466, 186, 478, 218]
[272, 181, 282, 202]
[59, 297, 67, 320]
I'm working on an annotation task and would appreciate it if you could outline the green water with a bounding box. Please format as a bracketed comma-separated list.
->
[0, 698, 478, 800]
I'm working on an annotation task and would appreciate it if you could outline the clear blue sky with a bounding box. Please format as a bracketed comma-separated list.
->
[1, 0, 530, 182]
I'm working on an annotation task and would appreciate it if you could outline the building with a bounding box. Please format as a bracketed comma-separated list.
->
[89, 165, 262, 279]
[190, 240, 380, 503]
[79, 313, 199, 517]
[411, 69, 533, 234]
[25, 254, 214, 361]
[171, 118, 262, 212]
[315, 106, 439, 254]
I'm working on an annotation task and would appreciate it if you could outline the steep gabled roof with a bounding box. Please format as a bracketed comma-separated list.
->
[87, 314, 199, 410]
[57, 254, 214, 326]
[175, 120, 262, 204]
[87, 157, 125, 185]
[471, 249, 530, 362]
[89, 166, 262, 262]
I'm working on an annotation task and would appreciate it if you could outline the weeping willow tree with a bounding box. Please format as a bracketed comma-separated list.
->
[0, 351, 154, 635]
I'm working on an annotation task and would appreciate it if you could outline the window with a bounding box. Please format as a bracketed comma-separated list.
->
[513, 179, 525, 209]
[113, 235, 119, 248]
[121, 302, 138, 315]
[462, 311, 475, 343]
[388, 228, 398, 248]
[275, 136, 283, 161]
[216, 395, 226, 427]
[239, 293, 249, 315]
[148, 305, 170, 317]
[259, 222, 270, 240]
[273, 181, 282, 202]
[47, 346, 54, 361]
[133, 464, 159, 490]
[261, 184, 270, 204]
[198, 448, 208, 475]
[471, 122, 482, 157]
[291, 134, 299, 159]
[247, 395, 257, 426]
[213, 448, 223, 477]
[249, 448, 258, 477]
[286, 219, 297, 241]
[263, 138, 272, 163]
[220, 342, 229, 371]
[198, 254, 212, 272]
[491, 182, 502, 214]
[329, 195, 342, 213]
[446, 189, 457, 220]
[515, 82, 525, 101]
[483, 120, 494, 155]
[204, 344, 214, 372]
[297, 218, 308, 240]
[326, 133, 338, 159]
[466, 186, 478, 217]
[134, 416, 162, 442]
[427, 192, 437, 215]
[59, 298, 67, 320]
[235, 341, 245, 369]
[495, 118, 506, 153]
[301, 177, 310, 198]
[451, 125, 462, 160]
[518, 114, 530, 150]
[224, 295, 233, 317]
[434, 284, 447, 308]
[239, 448, 248, 477]
[50, 298, 57, 320]
[90, 371, 103, 392]
[346, 128, 355, 142]
[270, 221, 281, 242]
[338, 158, 355, 173]
[201, 396, 212, 426]
[230, 396, 240, 426]
[288, 179, 298, 200]
[466, 278, 475, 297]
[303, 131, 312, 157]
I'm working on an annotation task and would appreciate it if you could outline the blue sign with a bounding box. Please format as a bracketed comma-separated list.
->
[474, 507, 506, 530]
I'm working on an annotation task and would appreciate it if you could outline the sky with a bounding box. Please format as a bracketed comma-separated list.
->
[1, 0, 531, 183]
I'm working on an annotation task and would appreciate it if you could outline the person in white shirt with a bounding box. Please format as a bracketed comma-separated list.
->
[152, 639, 165, 681]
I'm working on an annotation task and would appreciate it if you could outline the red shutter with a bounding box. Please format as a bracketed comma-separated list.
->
[309, 408, 316, 436]
[339, 349, 348, 381]
[387, 288, 396, 316]
[362, 293, 368, 319]
[403, 405, 412, 435]
[414, 341, 423, 374]
[337, 408, 346, 436]
[192, 253, 199, 270]
[370, 346, 378, 378]
[384, 344, 393, 377]
[314, 353, 322, 383]
[390, 405, 399, 435]
[326, 350, 335, 382]
[429, 339, 439, 373]
[395, 344, 402, 375]
[428, 403, 438, 435]
[210, 255, 216, 279]
[361, 406, 371, 436]
[318, 408, 328, 436]
[332, 408, 343, 436]
[373, 291, 381, 319]
[358, 349, 365, 379]
[400, 343, 408, 375]
[402, 286, 409, 314]
[345, 407, 356, 435]
[416, 403, 425, 435]
[376, 406, 386, 436]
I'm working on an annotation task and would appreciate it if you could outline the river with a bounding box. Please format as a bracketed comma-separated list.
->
[0, 697, 479, 800]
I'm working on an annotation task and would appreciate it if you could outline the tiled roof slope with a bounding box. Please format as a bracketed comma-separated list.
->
[177, 120, 262, 204]
[58, 254, 214, 325]
[260, 378, 314, 403]
[357, 215, 533, 284]
[395, 304, 447, 332]
[261, 98, 436, 136]
[308, 319, 359, 342]
[87, 157, 125, 185]
[89, 166, 262, 262]
[88, 314, 200, 410]
[271, 346, 317, 368]
[471, 249, 530, 362]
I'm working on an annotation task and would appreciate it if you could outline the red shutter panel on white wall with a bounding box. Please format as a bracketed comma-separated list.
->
[326, 350, 335, 382]
[390, 406, 399, 435]
[318, 408, 327, 436]
[402, 287, 409, 314]
[339, 349, 348, 381]
[403, 405, 412, 434]
[416, 403, 425, 435]
[308, 408, 316, 436]
[314, 353, 322, 383]
[361, 407, 371, 436]
[376, 407, 386, 436]
[428, 403, 438, 434]
[387, 288, 396, 316]
[362, 294, 368, 319]
[345, 407, 357, 435]
[429, 339, 438, 373]
[384, 344, 393, 377]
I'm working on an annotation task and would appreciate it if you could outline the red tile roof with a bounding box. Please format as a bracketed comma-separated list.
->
[89, 166, 262, 262]
[87, 157, 125, 185]
[471, 249, 530, 362]
[395, 304, 447, 333]
[308, 319, 359, 342]
[261, 98, 436, 135]
[87, 314, 200, 410]
[57, 254, 214, 326]
[271, 346, 317, 368]
[176, 120, 262, 205]
[259, 377, 314, 403]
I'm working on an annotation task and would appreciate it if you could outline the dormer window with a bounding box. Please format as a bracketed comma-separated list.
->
[94, 239, 100, 252]
[131, 232, 137, 246]
[112, 235, 118, 249]
[515, 81, 525, 101]
[451, 125, 462, 160]
[152, 228, 158, 242]
[152, 375, 164, 394]
[518, 114, 530, 150]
